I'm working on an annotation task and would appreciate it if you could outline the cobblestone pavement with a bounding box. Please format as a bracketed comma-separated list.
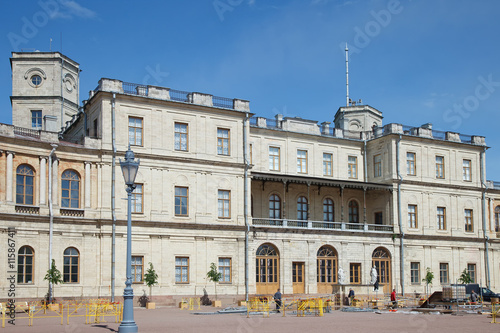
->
[3, 306, 499, 333]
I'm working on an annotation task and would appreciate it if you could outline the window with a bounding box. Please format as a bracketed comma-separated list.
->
[317, 246, 337, 284]
[297, 196, 308, 220]
[464, 209, 473, 232]
[132, 256, 143, 283]
[410, 262, 420, 284]
[174, 122, 188, 151]
[323, 198, 334, 222]
[439, 263, 449, 284]
[61, 170, 80, 208]
[463, 160, 471, 181]
[350, 263, 361, 284]
[467, 263, 476, 283]
[407, 152, 416, 176]
[249, 144, 253, 165]
[408, 205, 417, 229]
[437, 207, 446, 230]
[17, 246, 34, 284]
[323, 153, 333, 176]
[16, 165, 35, 205]
[31, 110, 42, 129]
[218, 190, 230, 218]
[348, 200, 359, 223]
[256, 244, 279, 284]
[219, 258, 231, 283]
[132, 184, 143, 214]
[93, 119, 98, 138]
[128, 117, 143, 146]
[374, 154, 382, 177]
[174, 187, 188, 216]
[63, 247, 79, 283]
[269, 195, 281, 220]
[297, 150, 308, 173]
[495, 206, 500, 232]
[374, 212, 383, 225]
[175, 257, 189, 283]
[436, 156, 445, 179]
[31, 74, 42, 87]
[217, 128, 230, 155]
[348, 156, 357, 179]
[269, 147, 280, 171]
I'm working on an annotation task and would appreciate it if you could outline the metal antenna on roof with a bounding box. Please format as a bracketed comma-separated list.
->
[345, 43, 349, 107]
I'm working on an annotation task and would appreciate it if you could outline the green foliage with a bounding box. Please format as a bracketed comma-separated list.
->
[207, 262, 222, 300]
[144, 262, 159, 299]
[422, 267, 434, 285]
[44, 259, 63, 285]
[458, 268, 472, 284]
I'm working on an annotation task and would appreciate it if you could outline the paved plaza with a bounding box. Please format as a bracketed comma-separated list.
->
[2, 306, 499, 333]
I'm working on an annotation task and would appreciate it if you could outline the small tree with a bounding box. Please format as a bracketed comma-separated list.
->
[44, 259, 63, 302]
[206, 262, 222, 300]
[144, 262, 159, 302]
[458, 268, 472, 284]
[422, 267, 434, 299]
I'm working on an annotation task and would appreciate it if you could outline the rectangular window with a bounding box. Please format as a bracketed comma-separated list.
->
[467, 263, 476, 283]
[407, 152, 416, 176]
[128, 116, 143, 146]
[297, 150, 308, 173]
[437, 207, 446, 230]
[249, 144, 253, 165]
[408, 205, 417, 229]
[218, 190, 230, 218]
[174, 122, 188, 151]
[350, 263, 361, 284]
[374, 212, 383, 225]
[348, 156, 357, 179]
[175, 257, 189, 283]
[132, 184, 143, 214]
[323, 153, 333, 176]
[31, 110, 42, 129]
[436, 156, 445, 179]
[175, 187, 188, 216]
[131, 256, 143, 283]
[217, 128, 230, 155]
[465, 209, 473, 232]
[93, 119, 98, 138]
[374, 154, 382, 177]
[463, 159, 471, 181]
[269, 147, 280, 171]
[439, 263, 449, 284]
[219, 257, 231, 283]
[411, 262, 420, 284]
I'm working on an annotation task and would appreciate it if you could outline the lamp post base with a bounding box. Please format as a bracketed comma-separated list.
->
[118, 291, 138, 332]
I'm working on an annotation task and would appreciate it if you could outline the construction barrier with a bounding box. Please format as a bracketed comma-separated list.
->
[297, 297, 324, 317]
[179, 298, 201, 310]
[490, 304, 500, 324]
[246, 296, 270, 318]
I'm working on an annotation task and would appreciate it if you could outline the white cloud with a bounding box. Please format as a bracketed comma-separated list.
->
[50, 0, 97, 20]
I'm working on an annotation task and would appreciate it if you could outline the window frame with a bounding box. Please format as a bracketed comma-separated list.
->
[131, 256, 144, 283]
[408, 204, 417, 229]
[323, 198, 334, 222]
[217, 128, 230, 156]
[323, 153, 333, 176]
[439, 262, 449, 284]
[374, 154, 382, 178]
[297, 196, 308, 220]
[410, 262, 420, 284]
[128, 116, 143, 147]
[174, 186, 189, 216]
[437, 207, 446, 230]
[175, 256, 189, 284]
[218, 257, 232, 283]
[61, 170, 80, 209]
[17, 246, 34, 284]
[218, 189, 231, 219]
[463, 159, 471, 181]
[269, 146, 280, 171]
[464, 209, 473, 232]
[269, 194, 281, 220]
[348, 200, 359, 223]
[63, 247, 79, 284]
[31, 110, 42, 129]
[16, 164, 35, 206]
[348, 156, 357, 179]
[495, 206, 500, 232]
[349, 263, 361, 284]
[406, 152, 416, 176]
[435, 155, 445, 179]
[174, 122, 189, 151]
[131, 183, 143, 214]
[467, 263, 476, 283]
[297, 150, 308, 174]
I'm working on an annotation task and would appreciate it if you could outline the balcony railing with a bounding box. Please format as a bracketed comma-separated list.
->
[60, 208, 84, 217]
[15, 205, 40, 214]
[252, 218, 393, 233]
[14, 126, 41, 139]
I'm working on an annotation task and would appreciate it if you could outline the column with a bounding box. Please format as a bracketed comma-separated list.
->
[363, 187, 367, 224]
[52, 158, 58, 205]
[85, 162, 91, 208]
[39, 157, 47, 205]
[6, 151, 14, 202]
[282, 181, 287, 219]
[97, 163, 102, 209]
[340, 186, 344, 222]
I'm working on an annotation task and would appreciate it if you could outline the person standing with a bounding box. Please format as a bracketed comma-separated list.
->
[391, 289, 397, 309]
[274, 288, 282, 313]
[348, 288, 355, 305]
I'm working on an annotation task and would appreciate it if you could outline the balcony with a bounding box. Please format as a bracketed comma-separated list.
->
[252, 218, 394, 233]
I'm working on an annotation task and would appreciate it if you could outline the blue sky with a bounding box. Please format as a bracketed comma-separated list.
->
[1, 0, 500, 179]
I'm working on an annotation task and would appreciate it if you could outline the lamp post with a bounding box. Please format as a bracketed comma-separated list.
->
[118, 147, 140, 333]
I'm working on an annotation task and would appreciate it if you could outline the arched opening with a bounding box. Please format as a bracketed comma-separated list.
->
[372, 247, 391, 293]
[256, 243, 279, 294]
[495, 206, 500, 232]
[317, 245, 338, 294]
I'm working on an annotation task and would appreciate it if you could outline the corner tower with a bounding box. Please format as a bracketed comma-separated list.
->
[10, 52, 80, 132]
[334, 104, 383, 132]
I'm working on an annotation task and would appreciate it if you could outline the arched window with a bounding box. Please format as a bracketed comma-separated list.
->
[495, 206, 500, 232]
[256, 243, 279, 294]
[297, 196, 308, 220]
[269, 194, 281, 219]
[16, 165, 35, 205]
[61, 170, 80, 208]
[323, 198, 334, 222]
[317, 246, 337, 287]
[348, 200, 359, 223]
[17, 246, 34, 284]
[63, 247, 79, 283]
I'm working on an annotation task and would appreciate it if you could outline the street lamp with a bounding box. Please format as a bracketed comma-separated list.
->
[118, 147, 140, 333]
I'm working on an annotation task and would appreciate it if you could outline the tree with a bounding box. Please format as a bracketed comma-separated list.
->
[422, 267, 434, 298]
[44, 259, 63, 302]
[206, 262, 222, 300]
[144, 262, 159, 302]
[458, 268, 472, 284]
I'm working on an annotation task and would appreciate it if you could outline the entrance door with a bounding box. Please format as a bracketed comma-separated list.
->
[317, 246, 337, 294]
[256, 244, 280, 294]
[372, 247, 391, 294]
[292, 262, 305, 294]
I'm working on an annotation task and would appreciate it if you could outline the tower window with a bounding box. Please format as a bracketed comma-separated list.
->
[31, 75, 42, 87]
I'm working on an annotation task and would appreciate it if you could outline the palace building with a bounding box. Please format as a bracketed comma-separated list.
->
[2, 51, 500, 303]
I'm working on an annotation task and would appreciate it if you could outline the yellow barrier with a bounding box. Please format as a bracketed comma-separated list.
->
[297, 298, 324, 317]
[491, 304, 500, 324]
[247, 297, 270, 318]
[179, 298, 201, 310]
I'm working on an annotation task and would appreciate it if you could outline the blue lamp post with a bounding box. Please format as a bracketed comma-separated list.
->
[118, 147, 140, 333]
